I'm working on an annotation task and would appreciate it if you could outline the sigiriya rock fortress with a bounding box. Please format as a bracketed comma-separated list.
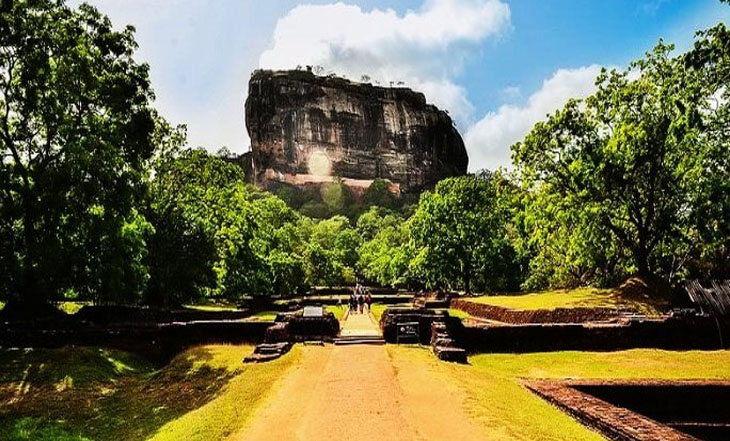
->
[243, 69, 468, 194]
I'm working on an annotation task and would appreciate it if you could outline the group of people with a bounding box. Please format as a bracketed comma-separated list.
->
[349, 283, 372, 314]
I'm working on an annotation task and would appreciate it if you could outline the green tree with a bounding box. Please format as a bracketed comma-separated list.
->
[303, 243, 341, 288]
[146, 149, 261, 302]
[683, 22, 730, 278]
[409, 175, 518, 293]
[513, 184, 630, 290]
[362, 178, 397, 210]
[145, 147, 220, 306]
[248, 194, 306, 296]
[356, 206, 397, 241]
[513, 37, 728, 284]
[304, 216, 360, 286]
[0, 1, 157, 306]
[357, 208, 413, 287]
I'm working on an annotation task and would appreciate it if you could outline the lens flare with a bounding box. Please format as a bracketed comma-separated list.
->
[307, 150, 331, 176]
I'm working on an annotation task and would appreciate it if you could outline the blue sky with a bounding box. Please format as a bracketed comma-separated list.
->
[77, 0, 729, 171]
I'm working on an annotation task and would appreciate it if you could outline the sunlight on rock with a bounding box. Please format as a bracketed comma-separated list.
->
[307, 150, 331, 176]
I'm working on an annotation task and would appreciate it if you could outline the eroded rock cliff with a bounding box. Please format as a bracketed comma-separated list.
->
[244, 69, 468, 193]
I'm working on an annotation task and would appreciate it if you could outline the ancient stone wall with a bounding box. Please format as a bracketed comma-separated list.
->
[450, 299, 619, 324]
[0, 320, 273, 363]
[455, 316, 724, 353]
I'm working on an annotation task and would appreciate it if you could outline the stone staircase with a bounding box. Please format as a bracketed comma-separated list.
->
[333, 311, 385, 346]
[243, 341, 293, 363]
[334, 335, 385, 345]
[431, 321, 467, 363]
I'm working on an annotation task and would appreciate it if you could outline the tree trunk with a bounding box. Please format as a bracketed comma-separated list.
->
[20, 189, 42, 305]
[463, 260, 471, 295]
[634, 246, 651, 279]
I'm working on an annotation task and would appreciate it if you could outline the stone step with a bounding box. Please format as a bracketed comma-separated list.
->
[255, 342, 291, 354]
[256, 346, 284, 355]
[244, 342, 293, 363]
[431, 337, 457, 348]
[243, 353, 281, 363]
[334, 336, 385, 345]
[433, 346, 467, 364]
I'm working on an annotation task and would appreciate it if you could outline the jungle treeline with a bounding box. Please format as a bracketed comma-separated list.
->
[1, 0, 729, 308]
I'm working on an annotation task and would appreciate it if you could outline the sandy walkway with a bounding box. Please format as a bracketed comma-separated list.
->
[340, 309, 381, 336]
[230, 313, 487, 441]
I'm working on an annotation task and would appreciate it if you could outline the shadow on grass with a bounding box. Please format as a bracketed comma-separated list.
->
[0, 345, 246, 441]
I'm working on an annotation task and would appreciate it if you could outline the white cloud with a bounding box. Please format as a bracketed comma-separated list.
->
[259, 0, 511, 127]
[464, 65, 603, 172]
[499, 86, 521, 101]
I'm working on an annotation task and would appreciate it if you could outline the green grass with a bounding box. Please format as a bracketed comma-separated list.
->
[146, 346, 300, 441]
[0, 301, 93, 315]
[369, 303, 392, 323]
[244, 310, 279, 321]
[2, 418, 91, 441]
[325, 305, 347, 321]
[0, 344, 300, 441]
[56, 302, 90, 315]
[445, 308, 471, 320]
[466, 287, 661, 315]
[182, 299, 241, 312]
[389, 347, 730, 441]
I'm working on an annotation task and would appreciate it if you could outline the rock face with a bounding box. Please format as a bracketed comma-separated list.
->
[245, 69, 468, 193]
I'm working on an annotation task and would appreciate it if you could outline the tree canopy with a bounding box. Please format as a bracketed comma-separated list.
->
[513, 24, 730, 288]
[2, 0, 730, 311]
[0, 0, 158, 305]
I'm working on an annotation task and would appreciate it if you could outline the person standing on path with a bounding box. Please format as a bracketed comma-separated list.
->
[358, 293, 365, 314]
[365, 291, 372, 313]
[349, 292, 356, 315]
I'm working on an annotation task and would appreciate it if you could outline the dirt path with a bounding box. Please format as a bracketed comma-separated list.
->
[230, 313, 487, 441]
[340, 309, 381, 336]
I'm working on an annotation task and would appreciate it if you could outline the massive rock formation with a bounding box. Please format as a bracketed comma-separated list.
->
[244, 69, 468, 194]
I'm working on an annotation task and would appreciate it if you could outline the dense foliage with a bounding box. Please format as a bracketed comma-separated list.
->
[0, 0, 158, 306]
[513, 26, 730, 289]
[408, 173, 521, 293]
[1, 0, 729, 309]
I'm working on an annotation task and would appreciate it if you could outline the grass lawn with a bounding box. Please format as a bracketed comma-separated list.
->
[0, 344, 300, 441]
[182, 299, 242, 312]
[0, 301, 87, 315]
[56, 302, 89, 315]
[370, 303, 387, 322]
[445, 308, 471, 320]
[325, 305, 347, 321]
[389, 346, 730, 441]
[369, 303, 415, 323]
[244, 310, 279, 321]
[466, 287, 662, 315]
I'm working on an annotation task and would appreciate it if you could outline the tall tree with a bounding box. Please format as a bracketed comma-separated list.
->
[303, 216, 360, 287]
[683, 22, 730, 278]
[0, 0, 157, 306]
[513, 36, 729, 284]
[409, 175, 518, 293]
[147, 149, 263, 302]
[146, 147, 220, 307]
[357, 207, 413, 287]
